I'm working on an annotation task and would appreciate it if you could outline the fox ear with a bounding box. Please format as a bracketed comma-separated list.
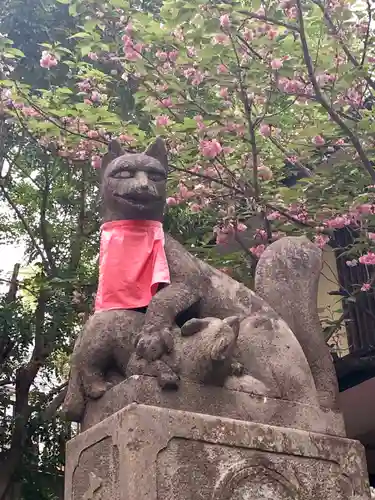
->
[145, 137, 168, 172]
[223, 316, 240, 337]
[180, 318, 211, 337]
[100, 140, 125, 172]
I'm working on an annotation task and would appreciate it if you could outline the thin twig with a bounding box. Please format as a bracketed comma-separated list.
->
[296, 0, 375, 183]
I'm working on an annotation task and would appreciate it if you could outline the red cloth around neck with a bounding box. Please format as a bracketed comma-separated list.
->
[94, 220, 170, 312]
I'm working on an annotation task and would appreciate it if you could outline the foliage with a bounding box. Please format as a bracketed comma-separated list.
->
[1, 0, 375, 497]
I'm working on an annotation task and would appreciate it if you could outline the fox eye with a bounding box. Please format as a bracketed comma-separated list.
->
[113, 170, 133, 179]
[148, 172, 165, 182]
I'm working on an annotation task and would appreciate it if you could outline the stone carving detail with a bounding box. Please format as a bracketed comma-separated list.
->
[212, 461, 300, 500]
[82, 473, 102, 500]
[62, 137, 339, 423]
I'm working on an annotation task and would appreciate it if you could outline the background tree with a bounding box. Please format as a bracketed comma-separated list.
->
[1, 0, 375, 497]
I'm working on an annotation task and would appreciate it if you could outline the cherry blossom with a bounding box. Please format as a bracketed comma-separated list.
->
[91, 155, 101, 169]
[312, 135, 325, 146]
[166, 197, 179, 206]
[270, 58, 283, 70]
[259, 124, 271, 137]
[40, 51, 58, 69]
[250, 244, 266, 258]
[314, 234, 330, 248]
[220, 14, 231, 30]
[155, 115, 170, 127]
[359, 252, 375, 265]
[199, 139, 222, 158]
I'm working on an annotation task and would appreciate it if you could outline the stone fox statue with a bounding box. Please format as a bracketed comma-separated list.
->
[62, 138, 339, 422]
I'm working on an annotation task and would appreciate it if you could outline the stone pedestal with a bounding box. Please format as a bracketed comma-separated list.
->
[65, 399, 370, 499]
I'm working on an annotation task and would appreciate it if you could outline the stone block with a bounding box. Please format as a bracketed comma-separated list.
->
[82, 376, 345, 436]
[65, 403, 370, 500]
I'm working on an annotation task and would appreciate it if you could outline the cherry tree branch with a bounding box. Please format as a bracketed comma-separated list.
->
[296, 0, 375, 183]
[238, 10, 300, 32]
[312, 0, 375, 92]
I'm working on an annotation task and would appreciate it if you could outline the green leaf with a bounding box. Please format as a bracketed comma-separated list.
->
[69, 32, 92, 39]
[109, 0, 127, 6]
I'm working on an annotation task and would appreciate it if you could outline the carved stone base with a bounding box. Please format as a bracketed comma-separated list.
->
[65, 403, 370, 500]
[82, 376, 345, 436]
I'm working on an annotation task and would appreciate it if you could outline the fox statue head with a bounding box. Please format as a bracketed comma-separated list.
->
[100, 137, 168, 222]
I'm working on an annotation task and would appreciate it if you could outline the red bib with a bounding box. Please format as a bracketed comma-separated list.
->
[95, 220, 170, 312]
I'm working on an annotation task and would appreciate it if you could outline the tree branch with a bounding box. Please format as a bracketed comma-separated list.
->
[238, 10, 300, 32]
[0, 185, 50, 273]
[296, 0, 375, 183]
[312, 0, 375, 92]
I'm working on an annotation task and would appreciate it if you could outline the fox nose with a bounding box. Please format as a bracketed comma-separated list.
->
[135, 171, 148, 189]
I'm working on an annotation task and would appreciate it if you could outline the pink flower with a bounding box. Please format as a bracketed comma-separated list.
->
[259, 123, 271, 137]
[192, 70, 204, 85]
[361, 282, 371, 292]
[87, 130, 99, 139]
[255, 229, 268, 240]
[78, 80, 91, 92]
[250, 244, 266, 258]
[314, 234, 330, 249]
[359, 252, 375, 265]
[287, 155, 298, 164]
[119, 134, 135, 143]
[219, 87, 229, 99]
[237, 223, 247, 232]
[156, 51, 168, 61]
[217, 64, 229, 74]
[122, 34, 133, 47]
[187, 47, 196, 57]
[243, 28, 254, 41]
[267, 29, 278, 40]
[356, 203, 374, 215]
[214, 34, 230, 45]
[168, 50, 179, 62]
[124, 22, 133, 34]
[220, 14, 231, 29]
[161, 97, 173, 108]
[270, 58, 283, 70]
[91, 155, 101, 169]
[312, 135, 325, 146]
[199, 139, 222, 158]
[179, 185, 194, 199]
[40, 51, 58, 69]
[84, 98, 93, 105]
[325, 215, 350, 229]
[90, 91, 101, 103]
[267, 211, 281, 220]
[166, 196, 178, 206]
[190, 203, 201, 213]
[155, 115, 170, 127]
[125, 48, 141, 61]
[335, 138, 345, 145]
[88, 52, 99, 61]
[286, 6, 298, 18]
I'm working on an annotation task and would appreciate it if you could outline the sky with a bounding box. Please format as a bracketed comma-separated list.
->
[0, 243, 25, 294]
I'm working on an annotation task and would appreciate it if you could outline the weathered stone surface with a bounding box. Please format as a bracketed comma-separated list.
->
[82, 376, 345, 436]
[255, 236, 340, 411]
[65, 403, 370, 500]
